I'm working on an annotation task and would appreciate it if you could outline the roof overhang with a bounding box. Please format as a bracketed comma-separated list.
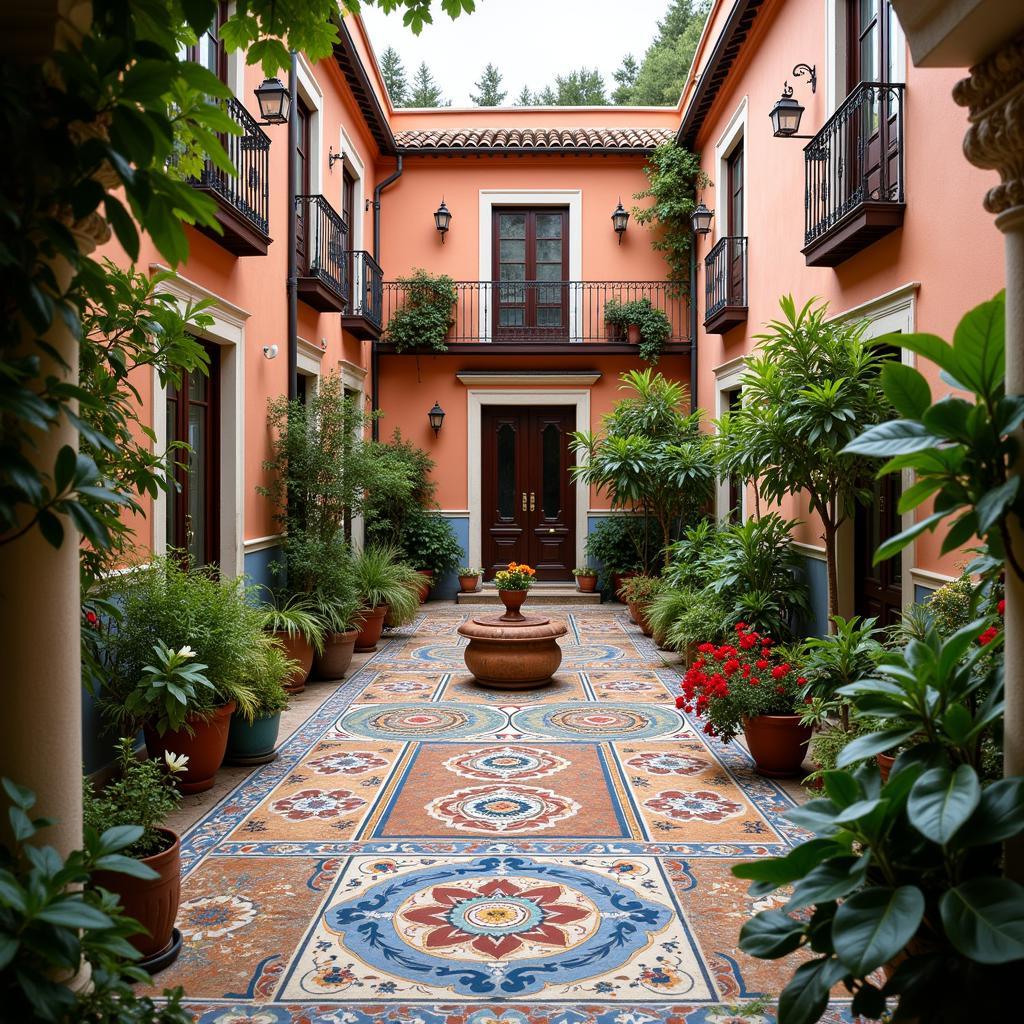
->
[331, 17, 397, 156]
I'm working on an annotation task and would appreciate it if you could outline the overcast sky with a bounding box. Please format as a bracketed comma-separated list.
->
[358, 0, 672, 107]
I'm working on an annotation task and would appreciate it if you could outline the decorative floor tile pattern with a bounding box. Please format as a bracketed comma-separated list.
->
[163, 606, 854, 1022]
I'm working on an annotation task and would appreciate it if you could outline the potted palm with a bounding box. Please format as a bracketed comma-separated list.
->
[225, 636, 293, 765]
[457, 566, 483, 593]
[85, 737, 188, 970]
[260, 597, 325, 693]
[572, 567, 598, 593]
[352, 544, 421, 651]
[311, 596, 362, 680]
[680, 623, 811, 776]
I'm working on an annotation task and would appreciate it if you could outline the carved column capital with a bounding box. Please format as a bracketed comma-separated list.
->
[954, 34, 1024, 215]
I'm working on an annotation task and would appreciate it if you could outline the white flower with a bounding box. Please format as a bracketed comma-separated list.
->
[164, 751, 190, 774]
[177, 645, 196, 659]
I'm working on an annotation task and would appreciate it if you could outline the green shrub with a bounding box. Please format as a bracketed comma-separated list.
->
[353, 544, 421, 625]
[620, 574, 664, 605]
[664, 590, 730, 652]
[385, 269, 456, 354]
[604, 297, 672, 364]
[393, 511, 464, 578]
[585, 516, 659, 581]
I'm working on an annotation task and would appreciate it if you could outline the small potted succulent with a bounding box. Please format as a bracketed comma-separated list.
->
[226, 636, 293, 765]
[85, 737, 188, 969]
[572, 567, 598, 592]
[457, 566, 483, 593]
[493, 562, 537, 621]
[619, 574, 664, 636]
[679, 623, 811, 777]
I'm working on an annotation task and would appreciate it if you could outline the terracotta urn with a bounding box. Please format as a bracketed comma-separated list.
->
[458, 574, 480, 593]
[498, 588, 528, 621]
[353, 604, 388, 652]
[144, 702, 236, 794]
[415, 569, 433, 603]
[628, 600, 654, 637]
[457, 611, 567, 689]
[93, 827, 181, 969]
[313, 629, 359, 680]
[576, 574, 597, 592]
[273, 630, 314, 694]
[742, 714, 812, 778]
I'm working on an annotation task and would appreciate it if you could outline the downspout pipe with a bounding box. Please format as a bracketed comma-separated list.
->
[370, 154, 403, 440]
[286, 50, 298, 402]
[689, 237, 698, 415]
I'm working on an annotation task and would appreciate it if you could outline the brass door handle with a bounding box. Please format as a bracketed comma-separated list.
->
[548, 528, 555, 534]
[522, 492, 527, 511]
[530, 492, 536, 512]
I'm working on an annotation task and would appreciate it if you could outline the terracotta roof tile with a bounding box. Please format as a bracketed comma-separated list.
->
[394, 126, 674, 153]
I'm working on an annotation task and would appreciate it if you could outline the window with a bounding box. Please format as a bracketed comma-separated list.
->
[726, 388, 743, 523]
[166, 342, 220, 567]
[847, 0, 899, 91]
[726, 143, 745, 301]
[188, 3, 227, 83]
[492, 208, 569, 339]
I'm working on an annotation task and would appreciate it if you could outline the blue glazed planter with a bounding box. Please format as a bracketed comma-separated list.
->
[225, 711, 281, 765]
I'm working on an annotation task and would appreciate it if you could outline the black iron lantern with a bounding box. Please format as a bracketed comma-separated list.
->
[254, 77, 290, 124]
[611, 199, 629, 243]
[428, 401, 445, 436]
[769, 83, 805, 137]
[690, 202, 714, 236]
[433, 199, 452, 243]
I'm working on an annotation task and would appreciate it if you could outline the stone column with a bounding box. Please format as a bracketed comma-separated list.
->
[954, 34, 1024, 878]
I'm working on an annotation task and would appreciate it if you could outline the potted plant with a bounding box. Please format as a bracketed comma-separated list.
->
[352, 544, 421, 651]
[680, 623, 811, 776]
[614, 298, 672, 364]
[457, 566, 483, 593]
[384, 269, 457, 354]
[732, 622, 1020, 1024]
[572, 567, 598, 592]
[311, 596, 362, 680]
[260, 597, 325, 693]
[85, 738, 188, 969]
[397, 511, 464, 602]
[620, 574, 664, 637]
[603, 297, 625, 341]
[226, 636, 293, 764]
[493, 561, 537, 620]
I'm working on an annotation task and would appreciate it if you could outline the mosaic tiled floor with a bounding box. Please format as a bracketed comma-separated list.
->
[162, 607, 854, 1024]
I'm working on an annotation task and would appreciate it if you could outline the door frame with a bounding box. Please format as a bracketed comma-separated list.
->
[467, 388, 590, 571]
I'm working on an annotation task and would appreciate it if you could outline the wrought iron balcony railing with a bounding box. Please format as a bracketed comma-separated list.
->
[704, 236, 748, 334]
[192, 97, 271, 254]
[379, 280, 689, 346]
[803, 81, 906, 266]
[347, 250, 383, 329]
[295, 194, 348, 310]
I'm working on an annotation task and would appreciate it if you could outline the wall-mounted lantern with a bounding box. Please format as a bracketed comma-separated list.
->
[769, 63, 816, 139]
[428, 401, 446, 436]
[611, 199, 629, 243]
[690, 202, 714, 236]
[433, 199, 452, 243]
[254, 77, 290, 124]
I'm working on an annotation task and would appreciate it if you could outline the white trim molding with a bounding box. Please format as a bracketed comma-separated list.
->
[793, 541, 828, 561]
[456, 371, 601, 387]
[294, 54, 324, 197]
[713, 357, 747, 522]
[334, 124, 366, 254]
[911, 566, 958, 591]
[148, 268, 249, 579]
[339, 359, 368, 381]
[477, 190, 583, 342]
[714, 96, 748, 239]
[244, 534, 284, 553]
[466, 389, 591, 570]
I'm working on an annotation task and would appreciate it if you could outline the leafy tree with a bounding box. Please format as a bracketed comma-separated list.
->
[730, 296, 888, 623]
[378, 45, 409, 105]
[632, 142, 709, 288]
[535, 67, 608, 106]
[570, 369, 715, 564]
[514, 85, 534, 106]
[407, 61, 449, 106]
[619, 0, 708, 106]
[472, 62, 507, 105]
[612, 54, 640, 104]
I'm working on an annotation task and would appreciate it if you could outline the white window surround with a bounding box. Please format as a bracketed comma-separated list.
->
[713, 355, 747, 522]
[825, 0, 908, 115]
[340, 359, 368, 550]
[477, 190, 583, 342]
[713, 97, 747, 239]
[334, 124, 366, 254]
[295, 53, 324, 197]
[148, 266, 249, 579]
[466, 389, 590, 569]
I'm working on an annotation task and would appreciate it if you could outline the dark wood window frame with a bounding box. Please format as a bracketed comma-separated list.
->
[187, 2, 229, 84]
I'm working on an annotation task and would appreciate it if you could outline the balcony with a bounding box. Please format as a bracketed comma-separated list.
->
[703, 236, 748, 334]
[295, 195, 348, 312]
[342, 250, 384, 340]
[192, 97, 272, 256]
[377, 281, 690, 354]
[803, 82, 906, 267]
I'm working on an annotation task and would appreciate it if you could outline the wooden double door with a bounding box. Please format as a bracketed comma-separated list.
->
[482, 407, 575, 581]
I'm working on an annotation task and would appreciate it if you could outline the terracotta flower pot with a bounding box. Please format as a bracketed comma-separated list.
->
[415, 569, 433, 603]
[575, 574, 597, 592]
[626, 322, 642, 344]
[144, 702, 236, 794]
[93, 827, 180, 965]
[273, 630, 314, 694]
[628, 600, 653, 637]
[498, 588, 528, 621]
[226, 710, 282, 765]
[313, 629, 359, 680]
[614, 570, 638, 604]
[742, 714, 813, 778]
[353, 604, 388, 652]
[876, 752, 896, 782]
[459, 575, 481, 593]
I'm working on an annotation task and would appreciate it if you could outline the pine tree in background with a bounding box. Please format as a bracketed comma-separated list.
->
[471, 62, 507, 106]
[535, 67, 608, 106]
[618, 0, 709, 106]
[514, 85, 533, 106]
[612, 54, 640, 104]
[407, 62, 449, 107]
[378, 46, 408, 106]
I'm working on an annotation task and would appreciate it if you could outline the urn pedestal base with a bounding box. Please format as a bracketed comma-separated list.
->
[457, 612, 568, 690]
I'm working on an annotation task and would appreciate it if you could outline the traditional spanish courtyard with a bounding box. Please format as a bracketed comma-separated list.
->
[155, 604, 851, 1023]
